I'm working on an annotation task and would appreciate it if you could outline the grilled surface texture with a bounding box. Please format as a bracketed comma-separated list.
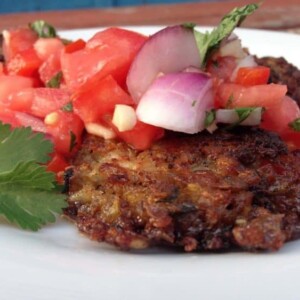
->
[65, 128, 300, 252]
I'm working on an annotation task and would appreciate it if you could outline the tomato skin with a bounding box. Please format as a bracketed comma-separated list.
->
[8, 88, 71, 118]
[38, 53, 61, 84]
[73, 75, 134, 123]
[61, 28, 147, 89]
[6, 48, 42, 77]
[45, 110, 84, 157]
[0, 109, 22, 128]
[0, 75, 34, 104]
[216, 83, 287, 108]
[34, 38, 64, 61]
[47, 153, 69, 182]
[14, 111, 47, 133]
[113, 120, 164, 150]
[261, 96, 300, 149]
[64, 39, 86, 53]
[235, 66, 270, 86]
[2, 28, 38, 61]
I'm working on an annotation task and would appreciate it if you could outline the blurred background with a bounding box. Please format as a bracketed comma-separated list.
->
[1, 0, 223, 13]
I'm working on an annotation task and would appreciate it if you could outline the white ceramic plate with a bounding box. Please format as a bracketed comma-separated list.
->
[2, 27, 300, 300]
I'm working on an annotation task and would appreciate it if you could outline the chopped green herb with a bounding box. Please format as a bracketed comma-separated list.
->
[69, 131, 77, 152]
[225, 107, 257, 130]
[289, 118, 300, 132]
[46, 71, 63, 88]
[0, 123, 66, 231]
[62, 102, 73, 113]
[193, 3, 260, 66]
[226, 94, 234, 108]
[29, 20, 57, 38]
[205, 110, 216, 127]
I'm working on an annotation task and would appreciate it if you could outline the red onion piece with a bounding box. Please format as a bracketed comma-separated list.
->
[136, 72, 213, 134]
[127, 25, 201, 102]
[216, 107, 263, 126]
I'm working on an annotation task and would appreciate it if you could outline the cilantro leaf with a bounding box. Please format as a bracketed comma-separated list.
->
[61, 102, 73, 112]
[0, 189, 66, 231]
[194, 3, 260, 66]
[205, 110, 216, 127]
[0, 123, 66, 231]
[46, 71, 63, 88]
[29, 20, 57, 38]
[0, 126, 53, 173]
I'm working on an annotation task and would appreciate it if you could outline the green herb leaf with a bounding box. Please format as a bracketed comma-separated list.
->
[289, 118, 300, 132]
[225, 107, 257, 130]
[29, 20, 57, 38]
[46, 71, 63, 88]
[61, 102, 73, 112]
[69, 131, 77, 152]
[193, 3, 260, 66]
[0, 123, 66, 231]
[205, 110, 216, 127]
[235, 107, 256, 122]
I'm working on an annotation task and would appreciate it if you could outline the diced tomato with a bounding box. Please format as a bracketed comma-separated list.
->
[73, 75, 134, 123]
[45, 110, 84, 156]
[61, 27, 147, 89]
[64, 39, 86, 53]
[0, 63, 5, 75]
[261, 96, 300, 148]
[8, 88, 71, 117]
[39, 54, 62, 85]
[6, 48, 42, 77]
[216, 83, 287, 108]
[47, 153, 69, 182]
[0, 75, 34, 104]
[2, 28, 38, 61]
[113, 120, 164, 150]
[14, 111, 47, 133]
[206, 56, 237, 82]
[235, 66, 270, 86]
[0, 108, 22, 128]
[0, 108, 47, 133]
[34, 38, 64, 61]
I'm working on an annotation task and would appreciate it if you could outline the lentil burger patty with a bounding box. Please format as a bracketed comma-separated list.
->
[65, 128, 300, 252]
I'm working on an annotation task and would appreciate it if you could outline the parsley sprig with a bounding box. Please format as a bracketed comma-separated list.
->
[0, 123, 67, 231]
[192, 3, 260, 66]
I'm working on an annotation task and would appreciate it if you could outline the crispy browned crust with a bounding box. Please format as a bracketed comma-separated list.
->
[65, 128, 300, 252]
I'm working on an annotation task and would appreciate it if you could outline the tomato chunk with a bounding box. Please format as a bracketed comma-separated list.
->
[73, 75, 134, 123]
[6, 48, 42, 77]
[113, 120, 164, 150]
[216, 83, 287, 108]
[8, 88, 71, 117]
[0, 75, 34, 104]
[64, 39, 86, 53]
[2, 28, 38, 61]
[261, 96, 300, 148]
[45, 110, 84, 156]
[207, 56, 237, 82]
[34, 38, 64, 61]
[61, 27, 147, 89]
[235, 66, 270, 86]
[47, 153, 70, 183]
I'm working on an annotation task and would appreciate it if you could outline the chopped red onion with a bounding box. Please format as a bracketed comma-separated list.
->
[136, 72, 213, 134]
[127, 25, 201, 102]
